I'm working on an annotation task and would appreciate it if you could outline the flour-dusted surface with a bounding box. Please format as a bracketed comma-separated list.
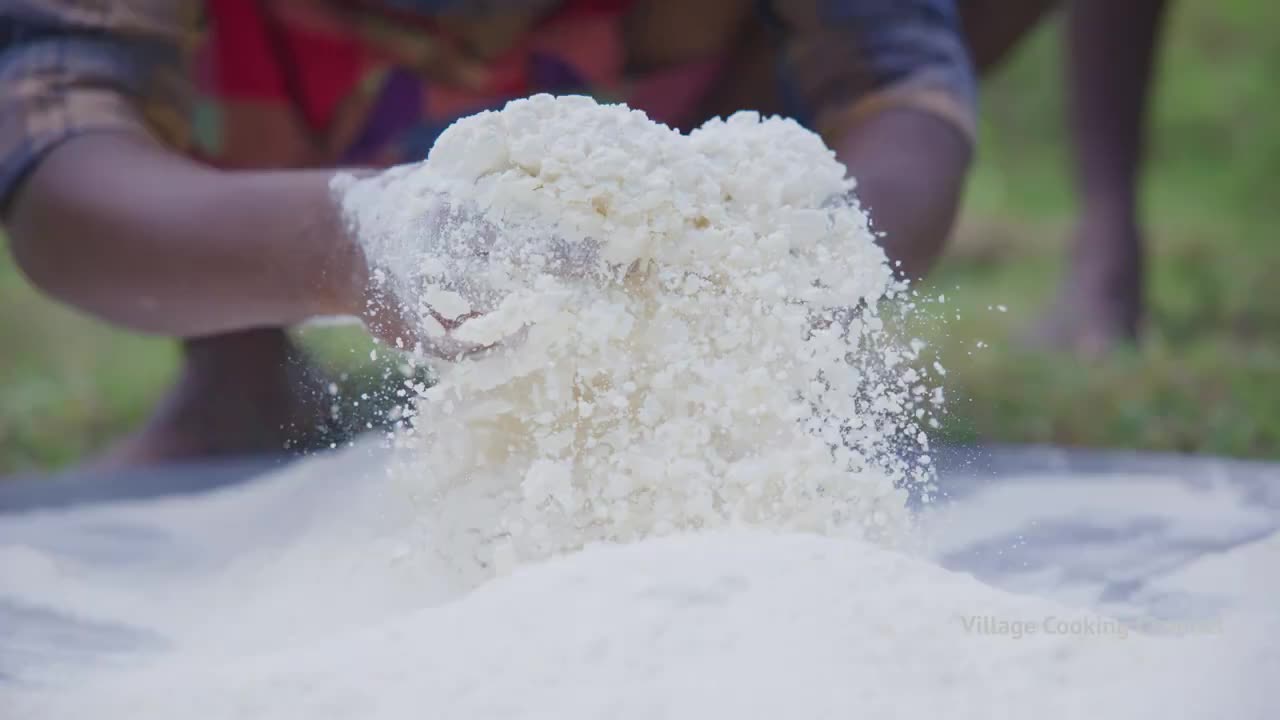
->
[2, 447, 1276, 719]
[6, 529, 1254, 720]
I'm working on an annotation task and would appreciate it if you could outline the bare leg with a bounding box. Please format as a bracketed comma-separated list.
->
[93, 328, 337, 469]
[835, 109, 973, 279]
[960, 0, 1061, 73]
[1036, 0, 1168, 353]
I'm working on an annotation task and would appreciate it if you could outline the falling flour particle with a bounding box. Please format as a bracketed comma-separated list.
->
[337, 94, 933, 574]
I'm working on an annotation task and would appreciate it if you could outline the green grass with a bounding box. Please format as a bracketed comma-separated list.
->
[918, 0, 1280, 458]
[0, 257, 178, 472]
[2, 1, 1278, 474]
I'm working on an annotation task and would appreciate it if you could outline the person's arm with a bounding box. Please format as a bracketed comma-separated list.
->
[0, 8, 374, 339]
[7, 132, 366, 337]
[773, 0, 977, 279]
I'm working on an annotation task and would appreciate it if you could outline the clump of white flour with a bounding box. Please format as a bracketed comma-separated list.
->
[337, 95, 934, 574]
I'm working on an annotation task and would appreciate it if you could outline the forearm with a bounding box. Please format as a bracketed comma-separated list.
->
[1068, 0, 1169, 216]
[5, 133, 366, 337]
[835, 108, 973, 279]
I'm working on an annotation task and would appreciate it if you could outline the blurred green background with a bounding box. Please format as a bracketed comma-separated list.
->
[1, 1, 1277, 474]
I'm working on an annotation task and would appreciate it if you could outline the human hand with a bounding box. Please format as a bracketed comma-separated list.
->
[332, 168, 602, 359]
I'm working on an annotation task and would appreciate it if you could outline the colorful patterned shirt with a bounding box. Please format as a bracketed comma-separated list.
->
[0, 0, 976, 208]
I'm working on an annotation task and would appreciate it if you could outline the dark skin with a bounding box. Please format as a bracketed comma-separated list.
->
[7, 134, 365, 337]
[1039, 0, 1169, 353]
[868, 0, 1169, 350]
[864, 0, 1059, 279]
[5, 134, 391, 463]
[836, 109, 971, 279]
[2, 0, 1166, 467]
[6, 108, 967, 466]
[6, 116, 972, 329]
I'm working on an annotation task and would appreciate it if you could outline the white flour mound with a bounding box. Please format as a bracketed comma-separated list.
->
[338, 94, 934, 577]
[10, 531, 1239, 720]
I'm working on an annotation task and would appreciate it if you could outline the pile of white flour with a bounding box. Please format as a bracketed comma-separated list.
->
[7, 529, 1248, 719]
[4, 95, 1260, 719]
[338, 94, 933, 576]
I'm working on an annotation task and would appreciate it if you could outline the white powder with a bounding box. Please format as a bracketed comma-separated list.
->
[337, 95, 933, 575]
[4, 96, 1266, 719]
[8, 531, 1249, 720]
